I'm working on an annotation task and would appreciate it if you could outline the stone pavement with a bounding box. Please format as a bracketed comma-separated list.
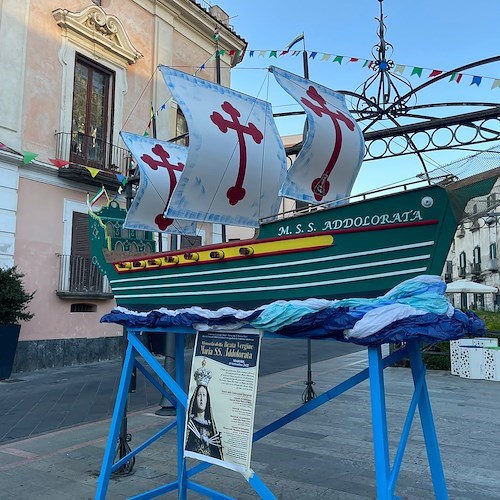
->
[1, 347, 499, 499]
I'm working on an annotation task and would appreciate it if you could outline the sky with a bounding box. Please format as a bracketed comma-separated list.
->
[210, 0, 500, 194]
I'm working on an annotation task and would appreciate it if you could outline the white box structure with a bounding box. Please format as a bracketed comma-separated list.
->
[450, 339, 473, 375]
[459, 346, 485, 379]
[451, 338, 499, 381]
[484, 348, 500, 381]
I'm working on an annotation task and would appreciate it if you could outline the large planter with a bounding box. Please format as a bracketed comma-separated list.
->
[0, 324, 21, 380]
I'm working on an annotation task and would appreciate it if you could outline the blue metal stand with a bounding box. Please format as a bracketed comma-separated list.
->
[96, 331, 448, 499]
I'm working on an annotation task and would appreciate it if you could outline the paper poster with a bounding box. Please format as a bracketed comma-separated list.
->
[184, 329, 262, 473]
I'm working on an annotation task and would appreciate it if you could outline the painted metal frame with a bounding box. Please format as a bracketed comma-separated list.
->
[96, 328, 449, 500]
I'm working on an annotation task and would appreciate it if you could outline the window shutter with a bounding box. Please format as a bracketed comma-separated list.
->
[71, 212, 91, 258]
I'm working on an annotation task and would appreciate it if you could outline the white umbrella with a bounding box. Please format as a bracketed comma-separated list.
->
[446, 279, 498, 293]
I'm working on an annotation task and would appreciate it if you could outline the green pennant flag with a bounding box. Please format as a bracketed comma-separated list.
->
[23, 151, 38, 165]
[333, 55, 344, 64]
[449, 72, 457, 82]
[411, 67, 423, 77]
[269, 50, 278, 58]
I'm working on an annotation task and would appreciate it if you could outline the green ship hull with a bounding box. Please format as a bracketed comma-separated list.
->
[89, 171, 498, 311]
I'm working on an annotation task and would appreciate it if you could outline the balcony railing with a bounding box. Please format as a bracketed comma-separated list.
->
[55, 131, 131, 177]
[471, 263, 482, 275]
[56, 254, 113, 299]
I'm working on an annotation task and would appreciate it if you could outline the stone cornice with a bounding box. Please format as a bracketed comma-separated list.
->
[53, 5, 143, 66]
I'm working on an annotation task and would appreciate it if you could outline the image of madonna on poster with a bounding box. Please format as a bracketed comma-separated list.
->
[185, 364, 223, 460]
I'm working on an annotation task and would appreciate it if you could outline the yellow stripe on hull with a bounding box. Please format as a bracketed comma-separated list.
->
[114, 234, 334, 273]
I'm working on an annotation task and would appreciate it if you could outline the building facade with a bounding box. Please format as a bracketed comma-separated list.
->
[443, 179, 500, 311]
[0, 0, 245, 371]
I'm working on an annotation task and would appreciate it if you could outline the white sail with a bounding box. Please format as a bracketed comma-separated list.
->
[159, 66, 287, 228]
[270, 66, 365, 204]
[120, 132, 197, 235]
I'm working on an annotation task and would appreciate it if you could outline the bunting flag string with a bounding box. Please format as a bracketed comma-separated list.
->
[246, 49, 500, 89]
[85, 166, 100, 178]
[22, 151, 38, 164]
[49, 158, 69, 168]
[0, 139, 128, 186]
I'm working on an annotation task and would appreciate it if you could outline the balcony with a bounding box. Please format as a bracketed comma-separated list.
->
[56, 254, 113, 299]
[55, 131, 131, 189]
[458, 267, 466, 278]
[486, 259, 498, 272]
[471, 263, 482, 275]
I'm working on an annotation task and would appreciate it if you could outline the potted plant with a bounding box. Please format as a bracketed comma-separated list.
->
[0, 266, 35, 379]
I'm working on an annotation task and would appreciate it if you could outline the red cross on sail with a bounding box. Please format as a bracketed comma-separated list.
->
[210, 101, 264, 205]
[159, 66, 286, 228]
[270, 66, 365, 205]
[120, 132, 197, 235]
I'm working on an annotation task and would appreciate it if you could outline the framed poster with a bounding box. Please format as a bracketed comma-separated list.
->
[184, 329, 262, 473]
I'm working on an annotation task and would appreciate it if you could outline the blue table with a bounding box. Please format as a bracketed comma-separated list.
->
[96, 328, 448, 499]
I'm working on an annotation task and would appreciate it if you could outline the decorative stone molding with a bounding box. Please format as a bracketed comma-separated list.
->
[53, 5, 142, 66]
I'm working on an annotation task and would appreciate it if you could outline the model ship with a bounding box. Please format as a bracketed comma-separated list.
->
[89, 65, 500, 311]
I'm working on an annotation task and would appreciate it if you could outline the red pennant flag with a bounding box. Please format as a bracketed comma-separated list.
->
[49, 158, 69, 168]
[348, 57, 359, 63]
[428, 69, 443, 78]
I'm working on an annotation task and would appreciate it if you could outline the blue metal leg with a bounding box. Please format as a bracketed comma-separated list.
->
[96, 337, 136, 499]
[368, 345, 391, 500]
[407, 341, 448, 500]
[175, 332, 187, 499]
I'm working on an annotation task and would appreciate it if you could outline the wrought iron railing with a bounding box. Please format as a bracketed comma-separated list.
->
[56, 254, 112, 296]
[55, 131, 131, 177]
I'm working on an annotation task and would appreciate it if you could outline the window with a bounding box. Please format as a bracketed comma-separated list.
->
[444, 260, 453, 282]
[473, 246, 481, 265]
[472, 246, 481, 274]
[71, 56, 114, 170]
[490, 243, 497, 260]
[296, 200, 309, 211]
[459, 251, 466, 268]
[459, 251, 466, 277]
[474, 293, 484, 309]
[180, 235, 202, 249]
[70, 212, 105, 293]
[176, 109, 189, 146]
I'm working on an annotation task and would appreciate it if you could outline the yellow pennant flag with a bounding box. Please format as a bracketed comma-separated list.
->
[85, 166, 100, 178]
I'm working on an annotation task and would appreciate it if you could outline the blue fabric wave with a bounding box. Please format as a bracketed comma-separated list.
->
[100, 275, 486, 346]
